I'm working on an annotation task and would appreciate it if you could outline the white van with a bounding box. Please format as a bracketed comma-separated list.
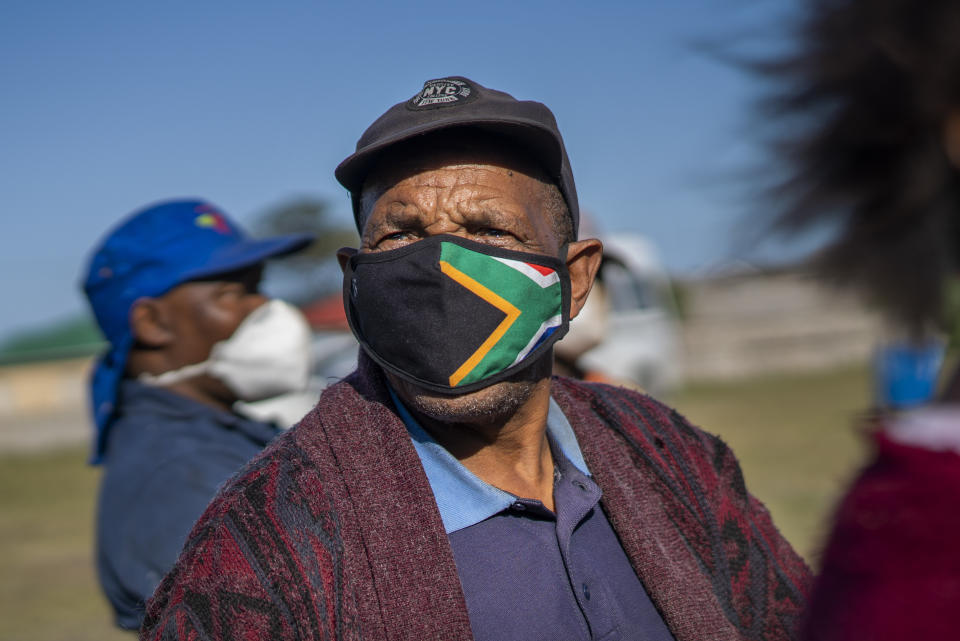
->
[571, 234, 682, 394]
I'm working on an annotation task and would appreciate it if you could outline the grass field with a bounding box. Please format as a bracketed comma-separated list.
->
[667, 363, 872, 561]
[0, 364, 873, 640]
[0, 449, 131, 641]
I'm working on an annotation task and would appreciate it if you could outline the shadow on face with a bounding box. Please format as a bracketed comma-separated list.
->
[126, 264, 267, 405]
[344, 131, 603, 432]
[358, 129, 574, 255]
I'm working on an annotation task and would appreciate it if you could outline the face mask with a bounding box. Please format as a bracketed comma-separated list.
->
[139, 299, 314, 402]
[342, 234, 571, 394]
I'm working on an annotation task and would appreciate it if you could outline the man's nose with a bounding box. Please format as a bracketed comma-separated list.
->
[423, 216, 467, 237]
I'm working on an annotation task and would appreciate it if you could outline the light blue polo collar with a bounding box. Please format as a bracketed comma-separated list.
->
[388, 388, 590, 534]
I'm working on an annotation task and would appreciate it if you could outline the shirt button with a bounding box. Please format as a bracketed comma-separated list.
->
[573, 481, 588, 491]
[513, 502, 526, 511]
[582, 583, 591, 600]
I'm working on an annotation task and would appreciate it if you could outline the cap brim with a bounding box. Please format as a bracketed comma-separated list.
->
[335, 118, 563, 195]
[181, 233, 313, 282]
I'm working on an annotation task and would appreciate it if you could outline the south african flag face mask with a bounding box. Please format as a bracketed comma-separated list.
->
[342, 234, 571, 394]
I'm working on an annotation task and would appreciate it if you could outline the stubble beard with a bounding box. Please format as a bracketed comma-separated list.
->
[386, 354, 552, 429]
[399, 379, 538, 425]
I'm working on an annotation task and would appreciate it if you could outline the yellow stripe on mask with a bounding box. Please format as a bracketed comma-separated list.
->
[439, 260, 521, 386]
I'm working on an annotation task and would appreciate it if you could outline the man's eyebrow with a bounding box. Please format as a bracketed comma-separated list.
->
[385, 206, 423, 224]
[365, 207, 423, 233]
[461, 202, 522, 228]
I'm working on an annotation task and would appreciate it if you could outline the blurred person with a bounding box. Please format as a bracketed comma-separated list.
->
[82, 199, 313, 630]
[552, 211, 614, 383]
[141, 77, 809, 641]
[754, 1, 960, 638]
[552, 275, 611, 381]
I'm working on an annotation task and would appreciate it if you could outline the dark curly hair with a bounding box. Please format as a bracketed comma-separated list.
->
[756, 0, 960, 333]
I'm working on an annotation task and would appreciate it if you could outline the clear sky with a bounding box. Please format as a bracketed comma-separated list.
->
[0, 0, 799, 341]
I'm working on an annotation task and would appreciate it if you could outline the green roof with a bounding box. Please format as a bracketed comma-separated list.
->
[0, 316, 106, 365]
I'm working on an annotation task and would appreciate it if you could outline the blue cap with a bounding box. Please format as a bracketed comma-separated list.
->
[82, 199, 312, 463]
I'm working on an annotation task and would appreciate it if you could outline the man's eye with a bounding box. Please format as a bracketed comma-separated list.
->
[378, 231, 414, 244]
[477, 227, 508, 238]
[372, 230, 418, 249]
[216, 284, 244, 299]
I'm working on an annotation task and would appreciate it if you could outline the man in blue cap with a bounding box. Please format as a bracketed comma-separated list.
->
[82, 198, 313, 630]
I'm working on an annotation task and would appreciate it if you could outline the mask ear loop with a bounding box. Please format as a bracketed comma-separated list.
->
[134, 301, 278, 388]
[558, 241, 573, 322]
[138, 360, 210, 386]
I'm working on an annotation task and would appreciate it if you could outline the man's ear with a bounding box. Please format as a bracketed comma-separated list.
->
[565, 238, 604, 320]
[945, 112, 960, 170]
[337, 247, 358, 273]
[129, 298, 175, 348]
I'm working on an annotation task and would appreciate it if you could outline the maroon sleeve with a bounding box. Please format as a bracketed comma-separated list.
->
[801, 433, 960, 641]
[557, 378, 812, 640]
[139, 446, 361, 641]
[696, 423, 812, 639]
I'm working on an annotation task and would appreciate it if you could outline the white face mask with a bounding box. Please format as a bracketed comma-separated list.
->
[139, 299, 314, 402]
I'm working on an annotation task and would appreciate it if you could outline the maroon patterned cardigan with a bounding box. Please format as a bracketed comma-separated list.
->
[141, 356, 810, 640]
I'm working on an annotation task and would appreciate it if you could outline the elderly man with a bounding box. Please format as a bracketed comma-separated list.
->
[83, 199, 314, 629]
[141, 78, 809, 641]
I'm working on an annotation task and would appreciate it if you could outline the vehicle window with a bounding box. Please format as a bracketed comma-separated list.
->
[601, 260, 659, 312]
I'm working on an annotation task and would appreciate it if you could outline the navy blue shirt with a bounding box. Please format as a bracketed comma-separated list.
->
[393, 392, 675, 641]
[96, 381, 279, 629]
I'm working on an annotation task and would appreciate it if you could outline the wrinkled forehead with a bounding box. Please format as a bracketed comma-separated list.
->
[357, 131, 553, 228]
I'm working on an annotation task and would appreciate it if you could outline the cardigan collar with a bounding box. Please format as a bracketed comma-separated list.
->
[309, 352, 735, 641]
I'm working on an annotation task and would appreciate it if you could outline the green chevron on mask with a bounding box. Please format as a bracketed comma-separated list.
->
[438, 241, 563, 387]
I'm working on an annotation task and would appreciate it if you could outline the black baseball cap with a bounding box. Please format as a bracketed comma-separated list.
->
[335, 76, 579, 237]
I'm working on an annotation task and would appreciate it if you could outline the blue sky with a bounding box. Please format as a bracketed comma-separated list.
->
[0, 0, 799, 341]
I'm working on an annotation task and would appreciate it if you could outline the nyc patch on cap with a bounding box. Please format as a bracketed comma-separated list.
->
[407, 77, 476, 110]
